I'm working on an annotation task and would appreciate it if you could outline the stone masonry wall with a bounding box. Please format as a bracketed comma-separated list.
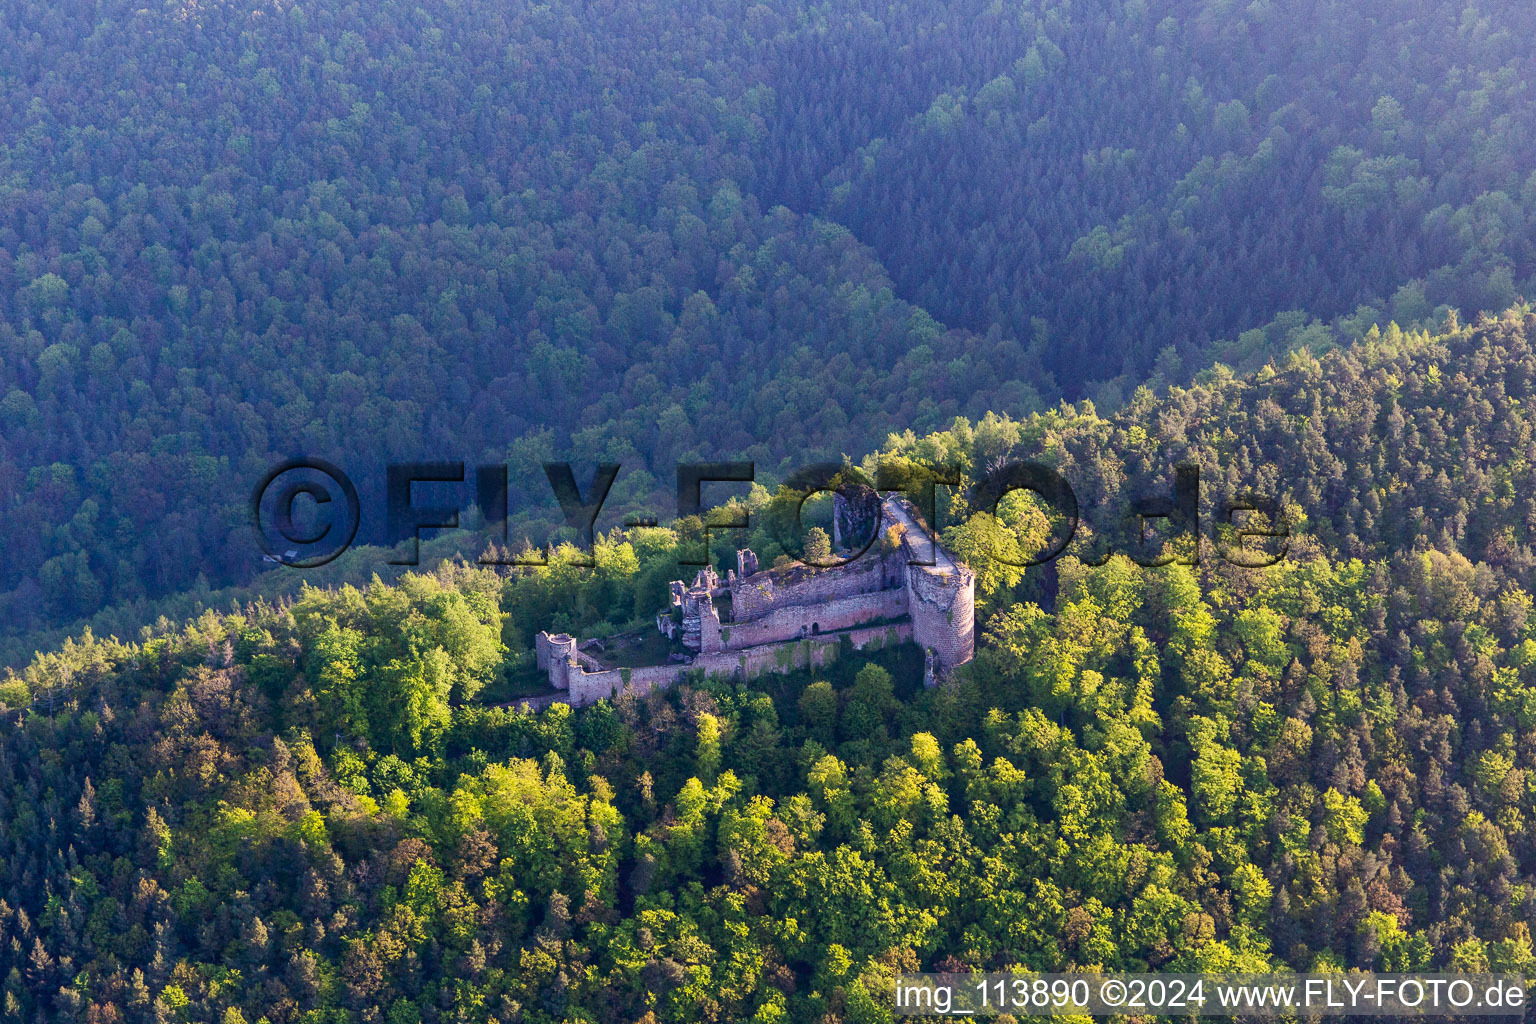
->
[559, 622, 914, 707]
[906, 563, 975, 670]
[536, 632, 578, 689]
[712, 622, 910, 676]
[728, 552, 892, 621]
[548, 494, 972, 708]
[721, 588, 907, 650]
[567, 663, 681, 706]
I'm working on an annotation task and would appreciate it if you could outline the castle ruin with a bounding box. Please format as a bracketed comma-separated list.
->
[534, 493, 974, 706]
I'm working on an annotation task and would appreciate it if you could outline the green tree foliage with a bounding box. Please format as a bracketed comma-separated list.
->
[777, 0, 1536, 393]
[8, 2, 1536, 1018]
[8, 0, 1536, 655]
[13, 331, 1536, 1016]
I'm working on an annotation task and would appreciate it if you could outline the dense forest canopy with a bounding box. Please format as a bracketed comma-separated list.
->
[767, 0, 1536, 391]
[5, 0, 1536, 642]
[8, 1, 1536, 1020]
[6, 316, 1536, 1021]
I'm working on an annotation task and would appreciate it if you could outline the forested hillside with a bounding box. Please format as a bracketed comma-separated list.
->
[6, 0, 1536, 642]
[0, 0, 1054, 634]
[6, 317, 1536, 1021]
[772, 0, 1536, 394]
[927, 309, 1536, 595]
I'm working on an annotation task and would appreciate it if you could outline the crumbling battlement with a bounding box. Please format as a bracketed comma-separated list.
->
[535, 493, 974, 706]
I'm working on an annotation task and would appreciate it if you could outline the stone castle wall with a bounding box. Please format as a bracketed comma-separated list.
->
[694, 597, 723, 652]
[540, 494, 971, 706]
[707, 622, 911, 677]
[721, 588, 907, 649]
[559, 622, 913, 707]
[567, 662, 681, 706]
[728, 552, 892, 621]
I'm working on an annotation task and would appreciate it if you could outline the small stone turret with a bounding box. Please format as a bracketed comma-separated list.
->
[536, 631, 578, 689]
[736, 548, 759, 577]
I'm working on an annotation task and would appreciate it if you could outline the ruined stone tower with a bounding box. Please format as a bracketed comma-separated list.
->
[673, 566, 722, 653]
[905, 558, 975, 670]
[535, 631, 578, 690]
[885, 496, 975, 672]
